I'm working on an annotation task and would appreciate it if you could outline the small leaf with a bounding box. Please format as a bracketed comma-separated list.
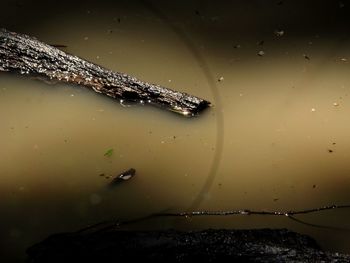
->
[104, 148, 114, 157]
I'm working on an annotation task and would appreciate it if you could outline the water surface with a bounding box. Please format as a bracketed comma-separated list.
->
[1, 0, 350, 261]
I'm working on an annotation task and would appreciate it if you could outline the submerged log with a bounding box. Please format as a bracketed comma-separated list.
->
[26, 228, 350, 262]
[0, 28, 210, 116]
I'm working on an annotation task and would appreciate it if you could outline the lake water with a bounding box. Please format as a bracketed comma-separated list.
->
[1, 0, 350, 261]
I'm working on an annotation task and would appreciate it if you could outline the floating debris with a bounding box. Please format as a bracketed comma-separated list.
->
[104, 148, 114, 157]
[274, 30, 284, 37]
[233, 44, 241, 49]
[303, 54, 310, 60]
[99, 173, 105, 177]
[328, 149, 334, 153]
[312, 184, 317, 188]
[84, 36, 89, 41]
[340, 58, 347, 62]
[333, 102, 339, 107]
[218, 76, 224, 82]
[257, 40, 264, 46]
[110, 168, 136, 185]
[257, 50, 265, 56]
[311, 108, 316, 112]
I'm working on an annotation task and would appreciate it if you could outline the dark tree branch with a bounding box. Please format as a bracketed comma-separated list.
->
[0, 28, 210, 116]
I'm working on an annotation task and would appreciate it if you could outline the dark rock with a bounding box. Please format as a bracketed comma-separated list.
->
[26, 228, 350, 262]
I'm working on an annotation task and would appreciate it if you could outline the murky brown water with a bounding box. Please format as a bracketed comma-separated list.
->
[2, 0, 350, 261]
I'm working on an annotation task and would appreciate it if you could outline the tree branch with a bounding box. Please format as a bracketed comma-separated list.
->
[0, 28, 210, 116]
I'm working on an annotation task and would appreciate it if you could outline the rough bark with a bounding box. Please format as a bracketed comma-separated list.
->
[26, 228, 350, 262]
[0, 28, 210, 116]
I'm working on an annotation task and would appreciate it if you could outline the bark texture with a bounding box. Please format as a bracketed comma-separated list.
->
[0, 28, 210, 116]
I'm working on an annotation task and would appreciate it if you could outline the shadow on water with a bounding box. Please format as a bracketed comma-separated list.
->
[141, 0, 225, 210]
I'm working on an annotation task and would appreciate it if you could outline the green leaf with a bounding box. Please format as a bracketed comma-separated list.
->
[104, 148, 114, 157]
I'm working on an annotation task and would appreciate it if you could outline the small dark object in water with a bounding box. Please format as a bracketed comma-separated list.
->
[303, 54, 310, 60]
[26, 229, 350, 262]
[111, 168, 136, 185]
[328, 149, 333, 153]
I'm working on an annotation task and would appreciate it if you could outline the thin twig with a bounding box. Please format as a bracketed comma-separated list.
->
[288, 215, 350, 231]
[151, 204, 350, 218]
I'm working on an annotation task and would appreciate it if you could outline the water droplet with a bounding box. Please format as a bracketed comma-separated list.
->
[274, 29, 284, 37]
[257, 50, 265, 56]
